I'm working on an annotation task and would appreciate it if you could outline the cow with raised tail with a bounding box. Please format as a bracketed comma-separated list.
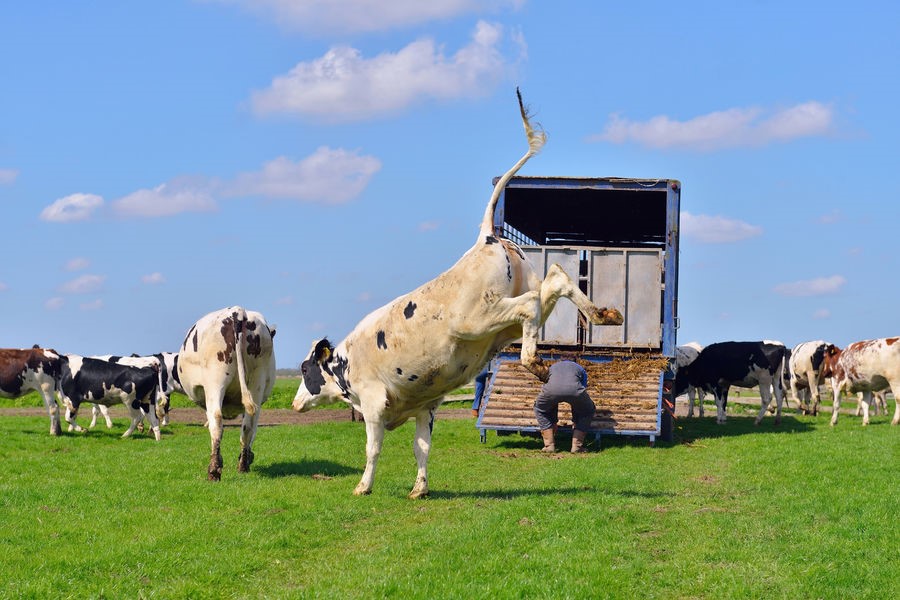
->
[292, 90, 623, 498]
[177, 307, 276, 481]
[821, 338, 900, 427]
[0, 346, 62, 435]
[785, 340, 833, 416]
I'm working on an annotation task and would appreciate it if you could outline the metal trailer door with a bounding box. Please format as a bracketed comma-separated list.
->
[588, 249, 663, 348]
[521, 247, 580, 345]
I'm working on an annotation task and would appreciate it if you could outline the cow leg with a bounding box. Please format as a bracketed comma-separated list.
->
[755, 382, 773, 426]
[790, 379, 805, 415]
[859, 391, 872, 426]
[829, 380, 842, 426]
[355, 414, 385, 496]
[90, 404, 113, 429]
[687, 386, 696, 418]
[409, 408, 436, 499]
[237, 409, 261, 473]
[142, 403, 162, 441]
[39, 384, 61, 436]
[714, 389, 727, 425]
[890, 384, 900, 425]
[697, 388, 705, 418]
[63, 401, 85, 433]
[122, 403, 144, 438]
[205, 403, 225, 481]
[806, 371, 820, 416]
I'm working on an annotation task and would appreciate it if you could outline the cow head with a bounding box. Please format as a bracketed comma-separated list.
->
[292, 338, 350, 412]
[820, 344, 841, 378]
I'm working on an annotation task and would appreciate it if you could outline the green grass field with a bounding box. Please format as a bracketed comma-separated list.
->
[1, 397, 897, 599]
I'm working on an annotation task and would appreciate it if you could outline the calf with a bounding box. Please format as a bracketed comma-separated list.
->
[58, 355, 163, 440]
[292, 91, 623, 498]
[177, 306, 276, 480]
[676, 340, 786, 425]
[676, 342, 705, 417]
[0, 346, 62, 435]
[785, 340, 833, 416]
[821, 338, 900, 426]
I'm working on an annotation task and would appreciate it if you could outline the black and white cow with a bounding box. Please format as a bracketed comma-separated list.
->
[58, 355, 163, 440]
[0, 346, 62, 435]
[89, 352, 183, 428]
[676, 340, 786, 425]
[783, 340, 832, 416]
[292, 91, 623, 498]
[676, 342, 705, 417]
[177, 307, 276, 481]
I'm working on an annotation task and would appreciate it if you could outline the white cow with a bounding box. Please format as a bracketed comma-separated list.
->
[676, 342, 705, 417]
[292, 90, 623, 498]
[785, 340, 833, 416]
[177, 307, 276, 480]
[822, 338, 900, 427]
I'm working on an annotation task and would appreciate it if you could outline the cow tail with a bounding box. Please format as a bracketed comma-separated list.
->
[233, 307, 257, 416]
[479, 88, 546, 239]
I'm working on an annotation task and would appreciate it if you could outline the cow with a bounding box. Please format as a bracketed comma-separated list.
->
[292, 90, 623, 498]
[88, 352, 183, 429]
[821, 338, 900, 427]
[676, 342, 705, 417]
[177, 306, 276, 481]
[0, 346, 63, 435]
[784, 340, 833, 416]
[675, 340, 786, 425]
[57, 355, 163, 440]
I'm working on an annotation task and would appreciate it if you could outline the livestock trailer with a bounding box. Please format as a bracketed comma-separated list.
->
[476, 176, 681, 445]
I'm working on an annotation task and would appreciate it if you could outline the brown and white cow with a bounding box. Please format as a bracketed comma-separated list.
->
[177, 306, 276, 481]
[292, 90, 623, 498]
[821, 338, 900, 427]
[0, 346, 62, 435]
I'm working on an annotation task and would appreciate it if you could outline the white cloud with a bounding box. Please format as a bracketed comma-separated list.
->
[45, 297, 64, 310]
[227, 148, 381, 204]
[251, 21, 520, 121]
[773, 275, 846, 297]
[60, 274, 106, 294]
[274, 296, 294, 305]
[812, 308, 831, 320]
[0, 168, 19, 184]
[79, 299, 104, 311]
[418, 221, 439, 232]
[214, 0, 522, 35]
[65, 257, 90, 272]
[40, 193, 104, 222]
[681, 211, 763, 244]
[111, 178, 216, 218]
[817, 209, 843, 224]
[141, 272, 165, 285]
[592, 101, 834, 151]
[357, 291, 372, 303]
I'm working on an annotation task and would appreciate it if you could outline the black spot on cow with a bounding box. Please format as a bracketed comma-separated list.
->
[396, 368, 403, 375]
[408, 374, 418, 382]
[404, 301, 417, 319]
[300, 359, 326, 395]
[376, 331, 387, 350]
[192, 330, 198, 352]
[485, 235, 499, 244]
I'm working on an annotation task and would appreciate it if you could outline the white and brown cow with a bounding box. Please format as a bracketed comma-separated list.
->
[821, 338, 900, 427]
[675, 340, 786, 425]
[58, 355, 163, 440]
[292, 90, 623, 498]
[676, 342, 705, 417]
[177, 306, 276, 481]
[0, 346, 62, 435]
[785, 340, 833, 416]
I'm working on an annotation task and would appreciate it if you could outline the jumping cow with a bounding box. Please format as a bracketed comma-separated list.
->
[676, 342, 705, 417]
[821, 338, 900, 427]
[58, 355, 164, 440]
[784, 340, 833, 416]
[292, 90, 623, 498]
[177, 307, 276, 481]
[676, 340, 786, 425]
[0, 346, 62, 435]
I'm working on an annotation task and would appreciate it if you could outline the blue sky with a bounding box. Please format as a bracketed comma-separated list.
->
[2, 1, 899, 368]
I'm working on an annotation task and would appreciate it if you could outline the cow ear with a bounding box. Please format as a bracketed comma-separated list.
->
[314, 338, 333, 363]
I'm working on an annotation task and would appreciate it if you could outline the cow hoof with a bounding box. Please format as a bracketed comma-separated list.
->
[51, 424, 61, 436]
[208, 470, 222, 482]
[352, 485, 372, 496]
[408, 488, 429, 500]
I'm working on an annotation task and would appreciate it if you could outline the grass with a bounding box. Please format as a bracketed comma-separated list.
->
[1, 404, 897, 599]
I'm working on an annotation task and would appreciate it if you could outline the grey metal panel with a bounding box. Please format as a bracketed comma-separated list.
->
[588, 249, 662, 348]
[522, 247, 580, 344]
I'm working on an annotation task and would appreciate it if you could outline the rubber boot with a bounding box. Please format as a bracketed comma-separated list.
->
[540, 428, 556, 452]
[571, 429, 587, 453]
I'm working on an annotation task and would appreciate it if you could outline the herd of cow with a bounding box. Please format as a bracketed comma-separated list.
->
[0, 306, 277, 481]
[675, 338, 900, 427]
[4, 92, 897, 499]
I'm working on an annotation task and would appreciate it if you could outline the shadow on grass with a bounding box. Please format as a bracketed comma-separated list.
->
[255, 460, 360, 479]
[428, 486, 669, 500]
